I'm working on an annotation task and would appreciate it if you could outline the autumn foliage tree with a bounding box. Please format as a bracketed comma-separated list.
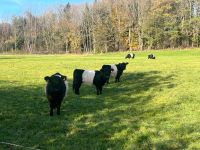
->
[0, 0, 199, 53]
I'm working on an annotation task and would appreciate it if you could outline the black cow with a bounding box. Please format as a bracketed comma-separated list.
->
[44, 73, 67, 116]
[125, 53, 135, 59]
[73, 66, 112, 95]
[148, 54, 156, 59]
[109, 62, 129, 82]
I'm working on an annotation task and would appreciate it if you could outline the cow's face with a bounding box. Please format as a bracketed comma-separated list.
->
[44, 73, 67, 92]
[101, 65, 113, 79]
[119, 62, 129, 71]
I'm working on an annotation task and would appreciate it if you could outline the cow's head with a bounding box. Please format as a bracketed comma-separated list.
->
[118, 62, 128, 71]
[44, 73, 67, 92]
[100, 65, 113, 80]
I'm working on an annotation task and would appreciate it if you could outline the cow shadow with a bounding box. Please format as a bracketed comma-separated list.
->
[0, 71, 186, 149]
[60, 71, 178, 149]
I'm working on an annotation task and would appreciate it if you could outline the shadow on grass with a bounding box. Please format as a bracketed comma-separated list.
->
[0, 57, 25, 60]
[0, 71, 191, 150]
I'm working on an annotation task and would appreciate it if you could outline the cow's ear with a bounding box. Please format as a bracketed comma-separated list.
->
[125, 62, 129, 65]
[44, 76, 50, 82]
[62, 75, 67, 81]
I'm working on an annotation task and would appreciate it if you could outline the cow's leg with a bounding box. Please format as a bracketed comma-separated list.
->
[57, 103, 61, 115]
[118, 76, 121, 82]
[50, 105, 53, 116]
[107, 79, 110, 84]
[99, 86, 103, 94]
[115, 76, 119, 82]
[96, 86, 100, 95]
[48, 98, 53, 116]
[75, 83, 81, 95]
[115, 76, 118, 83]
[116, 74, 121, 82]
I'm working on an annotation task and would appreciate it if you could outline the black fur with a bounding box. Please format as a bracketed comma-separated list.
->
[125, 53, 135, 59]
[101, 65, 114, 84]
[44, 73, 67, 116]
[73, 69, 84, 95]
[93, 71, 107, 95]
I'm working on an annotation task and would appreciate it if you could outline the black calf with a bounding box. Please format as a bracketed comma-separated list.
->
[44, 73, 67, 116]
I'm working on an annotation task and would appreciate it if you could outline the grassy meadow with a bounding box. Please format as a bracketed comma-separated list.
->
[0, 49, 200, 149]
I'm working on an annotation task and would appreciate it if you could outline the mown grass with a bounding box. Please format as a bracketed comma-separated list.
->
[0, 49, 200, 150]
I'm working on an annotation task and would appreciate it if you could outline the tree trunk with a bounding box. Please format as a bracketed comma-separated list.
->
[138, 28, 143, 50]
[128, 27, 132, 51]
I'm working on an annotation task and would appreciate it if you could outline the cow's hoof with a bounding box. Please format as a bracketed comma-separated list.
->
[75, 92, 80, 95]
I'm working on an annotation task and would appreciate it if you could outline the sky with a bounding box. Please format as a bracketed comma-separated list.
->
[0, 0, 94, 22]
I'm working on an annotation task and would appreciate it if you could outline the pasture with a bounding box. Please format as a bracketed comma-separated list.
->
[0, 49, 200, 149]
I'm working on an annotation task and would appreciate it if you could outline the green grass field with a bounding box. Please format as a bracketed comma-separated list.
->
[0, 49, 200, 150]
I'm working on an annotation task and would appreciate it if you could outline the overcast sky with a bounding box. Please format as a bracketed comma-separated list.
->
[0, 0, 94, 22]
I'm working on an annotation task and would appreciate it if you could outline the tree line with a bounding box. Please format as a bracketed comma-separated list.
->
[0, 0, 200, 53]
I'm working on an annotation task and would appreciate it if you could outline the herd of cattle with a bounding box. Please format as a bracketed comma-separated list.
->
[44, 53, 156, 116]
[125, 53, 156, 59]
